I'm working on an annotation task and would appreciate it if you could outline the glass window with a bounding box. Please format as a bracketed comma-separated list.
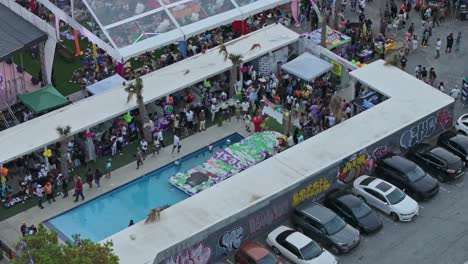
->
[386, 189, 406, 205]
[300, 242, 323, 260]
[257, 253, 278, 264]
[350, 202, 372, 218]
[84, 0, 162, 26]
[283, 242, 301, 257]
[169, 0, 236, 26]
[323, 216, 346, 235]
[106, 11, 177, 48]
[405, 166, 425, 182]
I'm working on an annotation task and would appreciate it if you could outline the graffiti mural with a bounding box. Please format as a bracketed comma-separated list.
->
[437, 110, 453, 129]
[371, 145, 394, 160]
[400, 115, 437, 149]
[292, 177, 331, 207]
[218, 227, 244, 254]
[249, 200, 289, 234]
[165, 243, 211, 264]
[338, 151, 373, 183]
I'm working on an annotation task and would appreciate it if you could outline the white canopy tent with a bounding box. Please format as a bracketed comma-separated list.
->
[33, 0, 290, 61]
[86, 74, 127, 95]
[281, 52, 333, 81]
[0, 24, 299, 165]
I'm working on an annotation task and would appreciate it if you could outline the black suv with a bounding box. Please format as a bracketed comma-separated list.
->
[406, 143, 465, 182]
[291, 201, 360, 255]
[437, 131, 468, 163]
[375, 154, 439, 201]
[323, 192, 383, 234]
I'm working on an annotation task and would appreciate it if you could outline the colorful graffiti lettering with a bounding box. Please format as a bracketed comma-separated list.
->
[437, 110, 453, 129]
[400, 116, 437, 149]
[371, 145, 394, 160]
[292, 177, 331, 207]
[218, 227, 243, 254]
[249, 200, 289, 234]
[165, 243, 211, 264]
[338, 153, 372, 183]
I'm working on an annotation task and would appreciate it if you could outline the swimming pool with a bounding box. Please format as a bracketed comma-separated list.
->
[45, 133, 244, 242]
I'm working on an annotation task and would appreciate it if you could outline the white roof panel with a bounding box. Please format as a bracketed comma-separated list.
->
[281, 52, 333, 81]
[0, 24, 299, 165]
[86, 74, 127, 95]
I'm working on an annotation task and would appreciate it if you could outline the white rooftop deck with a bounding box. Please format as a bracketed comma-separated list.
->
[0, 24, 299, 165]
[108, 60, 454, 264]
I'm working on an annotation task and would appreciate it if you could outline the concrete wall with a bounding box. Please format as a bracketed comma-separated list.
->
[157, 103, 454, 264]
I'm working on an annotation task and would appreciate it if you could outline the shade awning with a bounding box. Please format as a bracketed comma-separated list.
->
[0, 3, 47, 61]
[281, 52, 333, 81]
[17, 84, 70, 113]
[86, 74, 127, 95]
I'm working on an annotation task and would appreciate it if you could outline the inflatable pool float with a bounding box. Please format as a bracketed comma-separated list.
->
[169, 131, 282, 195]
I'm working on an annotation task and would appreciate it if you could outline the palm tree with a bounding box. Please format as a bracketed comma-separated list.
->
[330, 95, 343, 124]
[124, 77, 152, 143]
[321, 13, 327, 48]
[218, 40, 261, 96]
[56, 125, 71, 179]
[145, 204, 171, 224]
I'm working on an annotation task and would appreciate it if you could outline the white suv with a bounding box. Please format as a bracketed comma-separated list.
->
[352, 175, 419, 222]
[455, 114, 468, 135]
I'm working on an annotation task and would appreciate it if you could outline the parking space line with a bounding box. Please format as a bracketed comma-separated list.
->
[439, 186, 450, 193]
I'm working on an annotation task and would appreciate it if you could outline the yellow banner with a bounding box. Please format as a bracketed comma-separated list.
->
[331, 60, 342, 76]
[92, 44, 99, 72]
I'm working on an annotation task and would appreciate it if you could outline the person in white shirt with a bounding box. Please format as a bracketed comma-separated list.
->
[140, 139, 148, 158]
[157, 129, 165, 148]
[241, 101, 250, 116]
[327, 114, 336, 127]
[186, 110, 194, 133]
[172, 134, 181, 154]
[450, 86, 461, 99]
[435, 38, 441, 58]
[438, 82, 445, 93]
[211, 103, 219, 123]
[111, 135, 117, 156]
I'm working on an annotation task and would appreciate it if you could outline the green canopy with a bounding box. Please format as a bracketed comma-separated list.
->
[17, 84, 70, 113]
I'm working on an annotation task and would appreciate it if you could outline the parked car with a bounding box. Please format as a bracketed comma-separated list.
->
[323, 192, 383, 234]
[266, 226, 337, 264]
[235, 242, 282, 264]
[437, 131, 468, 162]
[455, 114, 468, 135]
[406, 143, 465, 182]
[374, 154, 439, 201]
[352, 175, 419, 222]
[291, 201, 360, 255]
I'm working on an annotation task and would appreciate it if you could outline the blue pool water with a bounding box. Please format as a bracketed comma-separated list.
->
[45, 133, 244, 242]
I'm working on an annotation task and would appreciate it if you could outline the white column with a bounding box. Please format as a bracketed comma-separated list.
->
[44, 146, 50, 171]
[55, 15, 61, 42]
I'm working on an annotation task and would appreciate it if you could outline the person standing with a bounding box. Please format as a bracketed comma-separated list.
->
[172, 134, 181, 155]
[44, 181, 56, 203]
[199, 110, 206, 131]
[438, 82, 446, 93]
[421, 67, 428, 83]
[140, 139, 148, 159]
[36, 184, 44, 209]
[136, 148, 144, 170]
[105, 159, 112, 178]
[450, 86, 461, 99]
[415, 65, 422, 79]
[61, 176, 68, 198]
[152, 138, 161, 156]
[157, 129, 165, 148]
[446, 33, 454, 53]
[186, 109, 194, 134]
[86, 168, 93, 189]
[435, 38, 441, 58]
[455, 32, 462, 52]
[74, 176, 85, 202]
[400, 56, 407, 70]
[94, 169, 102, 188]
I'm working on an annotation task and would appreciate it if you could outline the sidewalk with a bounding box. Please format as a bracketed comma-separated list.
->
[0, 120, 250, 250]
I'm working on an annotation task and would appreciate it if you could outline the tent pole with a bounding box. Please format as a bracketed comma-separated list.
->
[20, 53, 26, 93]
[2, 62, 6, 105]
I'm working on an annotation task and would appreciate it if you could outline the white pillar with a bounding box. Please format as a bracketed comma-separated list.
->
[55, 16, 61, 42]
[44, 146, 50, 171]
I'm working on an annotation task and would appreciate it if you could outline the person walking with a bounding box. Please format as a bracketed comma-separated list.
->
[172, 134, 181, 155]
[105, 159, 112, 178]
[152, 138, 161, 156]
[450, 86, 461, 99]
[435, 38, 441, 58]
[74, 176, 85, 202]
[136, 148, 144, 169]
[199, 110, 206, 131]
[86, 168, 93, 189]
[438, 82, 445, 93]
[94, 169, 102, 188]
[400, 56, 407, 70]
[455, 32, 462, 52]
[140, 138, 148, 159]
[446, 33, 454, 53]
[36, 184, 44, 209]
[421, 67, 428, 83]
[429, 68, 437, 86]
[157, 129, 165, 148]
[421, 29, 429, 47]
[415, 65, 422, 79]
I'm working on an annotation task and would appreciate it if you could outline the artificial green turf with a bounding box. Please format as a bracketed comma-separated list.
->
[13, 52, 41, 79]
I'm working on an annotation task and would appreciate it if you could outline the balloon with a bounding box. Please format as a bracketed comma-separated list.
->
[43, 149, 52, 158]
[351, 60, 356, 64]
[1, 167, 8, 176]
[123, 113, 133, 123]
